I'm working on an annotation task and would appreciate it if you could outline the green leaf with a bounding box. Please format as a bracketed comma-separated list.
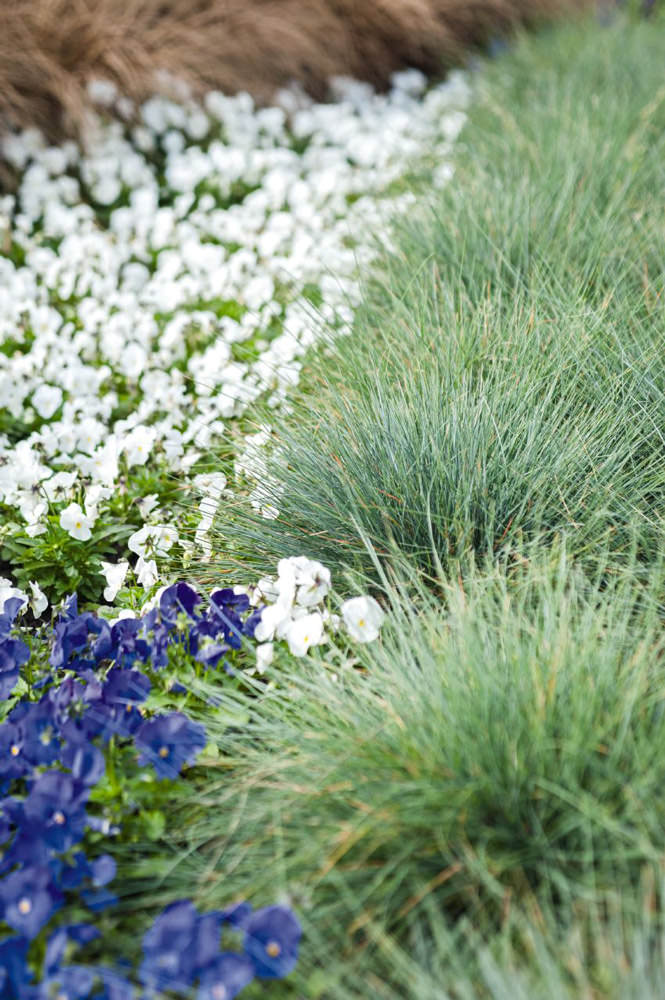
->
[140, 810, 166, 841]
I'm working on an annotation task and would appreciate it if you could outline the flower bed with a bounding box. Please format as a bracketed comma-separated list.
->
[0, 557, 384, 994]
[0, 62, 465, 995]
[0, 69, 469, 613]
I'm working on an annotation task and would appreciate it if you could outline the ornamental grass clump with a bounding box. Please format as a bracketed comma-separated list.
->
[0, 0, 588, 138]
[165, 545, 665, 995]
[213, 16, 665, 584]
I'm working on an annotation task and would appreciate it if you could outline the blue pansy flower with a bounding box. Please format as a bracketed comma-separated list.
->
[160, 582, 202, 624]
[24, 771, 89, 852]
[44, 923, 100, 976]
[2, 838, 50, 876]
[59, 852, 95, 890]
[140, 899, 199, 991]
[33, 964, 96, 1000]
[197, 953, 255, 1000]
[207, 591, 250, 649]
[89, 854, 116, 887]
[195, 640, 230, 670]
[243, 905, 302, 979]
[20, 703, 62, 767]
[75, 699, 118, 743]
[135, 712, 206, 780]
[0, 599, 30, 698]
[242, 608, 264, 639]
[0, 596, 29, 698]
[102, 668, 151, 707]
[145, 620, 173, 670]
[0, 864, 63, 938]
[46, 675, 81, 723]
[210, 589, 250, 615]
[96, 968, 136, 1000]
[61, 737, 106, 786]
[0, 723, 29, 785]
[88, 616, 112, 662]
[191, 910, 225, 972]
[0, 935, 32, 999]
[110, 618, 151, 669]
[50, 606, 97, 670]
[220, 902, 253, 929]
[0, 798, 14, 848]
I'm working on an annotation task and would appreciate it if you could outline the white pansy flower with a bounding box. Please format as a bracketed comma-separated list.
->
[153, 524, 178, 556]
[90, 439, 119, 485]
[32, 384, 63, 419]
[287, 556, 331, 607]
[41, 471, 78, 502]
[100, 560, 130, 602]
[284, 612, 324, 657]
[136, 494, 160, 517]
[275, 558, 297, 611]
[59, 502, 95, 541]
[128, 524, 151, 557]
[109, 608, 137, 627]
[124, 425, 156, 467]
[254, 576, 280, 605]
[341, 596, 385, 643]
[254, 602, 291, 643]
[25, 521, 47, 538]
[121, 342, 148, 379]
[255, 642, 274, 672]
[83, 484, 110, 518]
[18, 493, 47, 525]
[135, 555, 159, 589]
[28, 581, 48, 617]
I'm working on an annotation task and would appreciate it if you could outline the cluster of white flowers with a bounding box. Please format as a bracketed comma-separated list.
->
[250, 555, 385, 666]
[0, 67, 470, 607]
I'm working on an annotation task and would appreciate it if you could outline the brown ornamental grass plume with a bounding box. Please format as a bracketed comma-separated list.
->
[0, 0, 589, 139]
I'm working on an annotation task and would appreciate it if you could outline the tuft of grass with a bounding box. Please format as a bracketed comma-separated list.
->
[209, 14, 665, 585]
[127, 544, 665, 996]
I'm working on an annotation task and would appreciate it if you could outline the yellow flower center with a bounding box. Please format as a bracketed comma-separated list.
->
[266, 940, 281, 958]
[53, 810, 66, 825]
[75, 521, 82, 530]
[159, 746, 169, 758]
[10, 744, 20, 757]
[358, 619, 365, 628]
[18, 898, 32, 915]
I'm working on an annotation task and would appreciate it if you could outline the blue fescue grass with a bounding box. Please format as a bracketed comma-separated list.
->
[210, 12, 665, 585]
[136, 542, 665, 996]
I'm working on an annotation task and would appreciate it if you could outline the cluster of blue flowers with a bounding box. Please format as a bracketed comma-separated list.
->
[1, 899, 301, 998]
[0, 583, 301, 997]
[139, 900, 301, 998]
